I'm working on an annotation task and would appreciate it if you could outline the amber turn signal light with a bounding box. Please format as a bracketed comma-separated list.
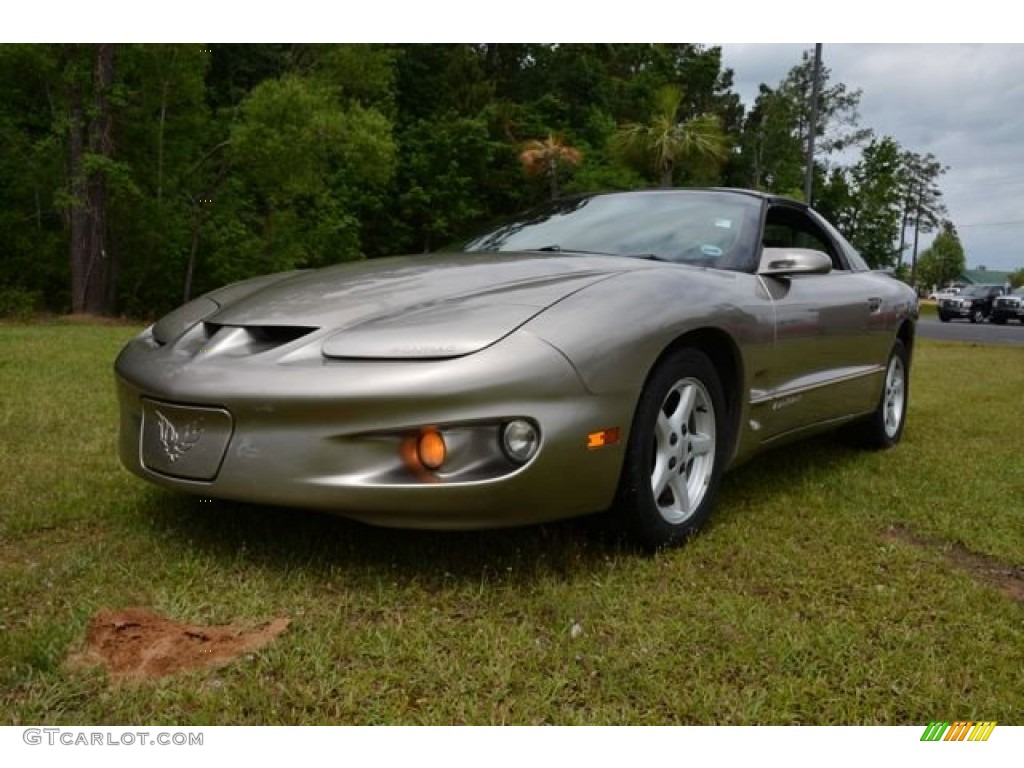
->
[417, 429, 447, 470]
[587, 427, 621, 449]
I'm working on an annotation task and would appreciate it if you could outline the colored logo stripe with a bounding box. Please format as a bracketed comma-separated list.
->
[920, 721, 996, 742]
[969, 722, 997, 741]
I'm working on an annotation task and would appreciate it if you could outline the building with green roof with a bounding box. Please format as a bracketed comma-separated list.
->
[958, 268, 1012, 286]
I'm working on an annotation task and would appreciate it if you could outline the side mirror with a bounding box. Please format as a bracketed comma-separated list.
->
[758, 247, 832, 276]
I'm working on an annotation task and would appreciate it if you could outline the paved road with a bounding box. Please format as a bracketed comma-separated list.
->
[917, 314, 1024, 346]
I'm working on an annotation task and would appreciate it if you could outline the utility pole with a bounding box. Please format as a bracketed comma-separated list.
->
[804, 43, 823, 205]
[910, 185, 923, 287]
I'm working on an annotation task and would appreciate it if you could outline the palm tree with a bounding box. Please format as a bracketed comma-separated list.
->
[519, 134, 582, 200]
[614, 85, 728, 187]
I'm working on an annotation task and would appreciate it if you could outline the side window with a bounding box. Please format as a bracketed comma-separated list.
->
[793, 228, 832, 254]
[763, 205, 846, 270]
[762, 223, 792, 248]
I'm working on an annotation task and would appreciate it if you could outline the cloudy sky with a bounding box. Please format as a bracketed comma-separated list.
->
[719, 44, 1024, 274]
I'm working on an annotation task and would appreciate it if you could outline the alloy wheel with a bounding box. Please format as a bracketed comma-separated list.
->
[650, 378, 716, 525]
[883, 354, 906, 439]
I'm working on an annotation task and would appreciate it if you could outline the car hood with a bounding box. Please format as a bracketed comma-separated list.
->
[207, 252, 640, 359]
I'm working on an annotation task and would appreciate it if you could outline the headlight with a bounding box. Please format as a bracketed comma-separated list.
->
[501, 420, 540, 464]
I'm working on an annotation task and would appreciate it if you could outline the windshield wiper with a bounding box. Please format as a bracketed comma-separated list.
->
[531, 245, 656, 258]
[628, 253, 672, 262]
[527, 245, 672, 261]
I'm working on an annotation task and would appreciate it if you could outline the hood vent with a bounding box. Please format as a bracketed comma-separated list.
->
[199, 323, 318, 357]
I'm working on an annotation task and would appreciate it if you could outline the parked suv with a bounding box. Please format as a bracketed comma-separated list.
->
[938, 284, 1005, 323]
[990, 287, 1024, 324]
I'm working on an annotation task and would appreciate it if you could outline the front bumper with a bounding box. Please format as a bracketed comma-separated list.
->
[115, 329, 635, 529]
[939, 303, 976, 318]
[991, 305, 1023, 322]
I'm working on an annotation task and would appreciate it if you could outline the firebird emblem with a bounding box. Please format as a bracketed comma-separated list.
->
[156, 410, 202, 463]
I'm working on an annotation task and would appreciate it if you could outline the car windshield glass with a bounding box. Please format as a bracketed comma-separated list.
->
[961, 286, 990, 297]
[1013, 288, 1024, 296]
[451, 191, 763, 272]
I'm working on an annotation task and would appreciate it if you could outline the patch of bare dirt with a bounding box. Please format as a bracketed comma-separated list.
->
[884, 525, 1024, 602]
[68, 607, 290, 682]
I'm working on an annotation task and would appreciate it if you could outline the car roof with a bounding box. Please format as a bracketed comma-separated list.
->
[577, 186, 795, 207]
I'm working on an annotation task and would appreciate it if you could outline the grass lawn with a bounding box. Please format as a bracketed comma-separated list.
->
[1, 322, 1021, 725]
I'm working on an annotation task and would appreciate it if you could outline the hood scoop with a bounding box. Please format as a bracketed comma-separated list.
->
[198, 323, 318, 358]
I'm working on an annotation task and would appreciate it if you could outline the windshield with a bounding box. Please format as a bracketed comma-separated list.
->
[454, 190, 763, 272]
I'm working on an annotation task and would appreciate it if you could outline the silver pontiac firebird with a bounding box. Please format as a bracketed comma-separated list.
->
[115, 189, 917, 548]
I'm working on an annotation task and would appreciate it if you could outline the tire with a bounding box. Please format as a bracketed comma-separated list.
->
[613, 348, 727, 550]
[938, 313, 950, 323]
[851, 340, 909, 450]
[970, 308, 984, 324]
[991, 316, 1006, 325]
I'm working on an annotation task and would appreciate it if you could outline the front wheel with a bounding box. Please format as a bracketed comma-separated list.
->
[614, 349, 727, 550]
[938, 313, 950, 323]
[971, 308, 984, 324]
[991, 316, 1006, 325]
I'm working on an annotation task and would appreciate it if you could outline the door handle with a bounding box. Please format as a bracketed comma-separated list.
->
[867, 297, 882, 313]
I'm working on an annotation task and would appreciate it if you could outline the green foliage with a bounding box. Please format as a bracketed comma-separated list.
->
[305, 44, 397, 114]
[733, 84, 805, 192]
[733, 49, 872, 197]
[203, 44, 294, 112]
[916, 221, 967, 290]
[227, 74, 396, 274]
[839, 137, 906, 268]
[613, 85, 729, 187]
[1009, 268, 1024, 289]
[562, 147, 647, 196]
[0, 286, 41, 318]
[390, 117, 511, 252]
[394, 44, 495, 122]
[0, 43, 955, 317]
[0, 45, 69, 310]
[780, 48, 873, 157]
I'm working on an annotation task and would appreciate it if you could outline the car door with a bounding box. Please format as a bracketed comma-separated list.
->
[752, 203, 890, 442]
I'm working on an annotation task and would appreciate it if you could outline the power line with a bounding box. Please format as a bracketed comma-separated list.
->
[956, 219, 1024, 228]
[943, 176, 1024, 188]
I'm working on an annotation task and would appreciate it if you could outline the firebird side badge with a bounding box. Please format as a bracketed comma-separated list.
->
[155, 410, 203, 463]
[771, 394, 803, 411]
[141, 399, 234, 481]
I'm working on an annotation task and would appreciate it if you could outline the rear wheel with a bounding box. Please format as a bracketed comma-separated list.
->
[851, 340, 909, 449]
[970, 308, 984, 324]
[614, 349, 726, 550]
[938, 313, 950, 323]
[991, 316, 1006, 325]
